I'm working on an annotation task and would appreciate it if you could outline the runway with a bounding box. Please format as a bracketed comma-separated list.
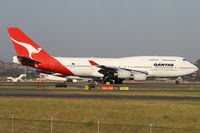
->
[1, 81, 200, 88]
[0, 87, 200, 101]
[0, 81, 200, 100]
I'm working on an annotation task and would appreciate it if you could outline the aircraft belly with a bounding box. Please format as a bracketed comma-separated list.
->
[67, 66, 92, 76]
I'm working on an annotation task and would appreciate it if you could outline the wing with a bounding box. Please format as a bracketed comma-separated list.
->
[89, 60, 148, 75]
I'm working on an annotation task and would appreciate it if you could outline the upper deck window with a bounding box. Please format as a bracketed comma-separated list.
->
[149, 59, 158, 61]
[183, 59, 187, 61]
[162, 59, 175, 61]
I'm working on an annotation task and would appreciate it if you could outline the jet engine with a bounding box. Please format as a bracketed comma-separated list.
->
[114, 70, 133, 79]
[133, 73, 147, 80]
[114, 70, 147, 80]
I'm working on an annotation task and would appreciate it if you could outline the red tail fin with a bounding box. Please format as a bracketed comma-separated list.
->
[7, 27, 74, 76]
[7, 27, 50, 60]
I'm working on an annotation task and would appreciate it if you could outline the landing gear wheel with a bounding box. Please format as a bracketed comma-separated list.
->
[175, 80, 180, 85]
[103, 80, 107, 84]
[118, 79, 123, 84]
[114, 79, 123, 84]
[102, 79, 111, 84]
[114, 79, 118, 84]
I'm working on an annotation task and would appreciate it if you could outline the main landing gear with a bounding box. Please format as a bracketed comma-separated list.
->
[114, 79, 123, 84]
[175, 77, 182, 85]
[101, 78, 124, 84]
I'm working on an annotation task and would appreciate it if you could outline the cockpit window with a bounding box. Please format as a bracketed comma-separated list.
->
[183, 59, 187, 61]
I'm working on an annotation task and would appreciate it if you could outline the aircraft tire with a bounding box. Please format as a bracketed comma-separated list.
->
[175, 80, 181, 85]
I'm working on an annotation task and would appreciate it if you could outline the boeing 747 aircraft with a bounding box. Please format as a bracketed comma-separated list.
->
[7, 27, 198, 84]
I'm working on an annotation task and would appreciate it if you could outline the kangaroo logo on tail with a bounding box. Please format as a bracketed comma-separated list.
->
[11, 37, 42, 59]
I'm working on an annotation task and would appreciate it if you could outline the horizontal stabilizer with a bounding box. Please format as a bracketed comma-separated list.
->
[17, 56, 42, 64]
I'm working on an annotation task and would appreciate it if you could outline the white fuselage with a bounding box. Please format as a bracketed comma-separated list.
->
[39, 73, 93, 82]
[54, 56, 198, 78]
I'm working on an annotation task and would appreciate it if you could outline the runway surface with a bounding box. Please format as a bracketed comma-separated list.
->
[1, 81, 200, 88]
[0, 82, 200, 100]
[0, 87, 200, 101]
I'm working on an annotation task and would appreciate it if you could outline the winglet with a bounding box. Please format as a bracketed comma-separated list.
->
[89, 60, 99, 66]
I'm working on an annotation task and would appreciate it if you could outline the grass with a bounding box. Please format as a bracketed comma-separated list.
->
[2, 85, 200, 97]
[1, 84, 200, 132]
[0, 97, 200, 133]
[48, 90, 200, 97]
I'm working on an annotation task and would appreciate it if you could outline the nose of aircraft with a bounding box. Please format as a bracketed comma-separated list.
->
[184, 62, 199, 75]
[194, 65, 199, 72]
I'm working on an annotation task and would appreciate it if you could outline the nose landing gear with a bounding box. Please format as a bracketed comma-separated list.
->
[175, 77, 182, 84]
[175, 80, 181, 84]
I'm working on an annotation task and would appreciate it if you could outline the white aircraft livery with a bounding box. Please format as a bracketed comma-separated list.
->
[8, 27, 198, 84]
[39, 73, 92, 82]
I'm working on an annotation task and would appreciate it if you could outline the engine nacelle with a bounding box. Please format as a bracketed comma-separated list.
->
[133, 73, 147, 80]
[115, 70, 147, 80]
[12, 56, 21, 64]
[114, 70, 133, 79]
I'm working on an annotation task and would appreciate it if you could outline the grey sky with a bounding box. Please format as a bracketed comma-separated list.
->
[0, 0, 200, 61]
